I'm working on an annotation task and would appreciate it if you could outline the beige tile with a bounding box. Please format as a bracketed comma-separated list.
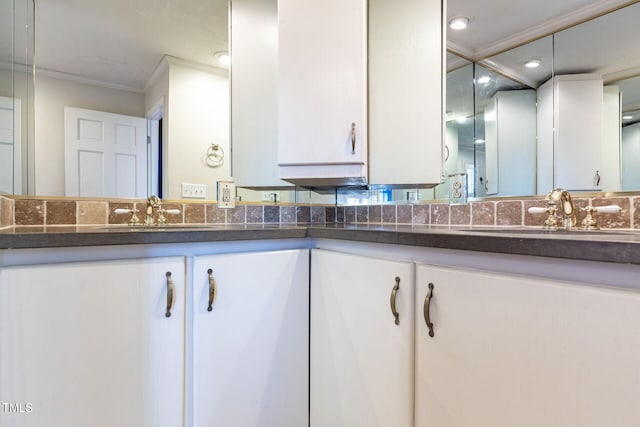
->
[46, 200, 77, 225]
[15, 199, 45, 226]
[184, 204, 205, 224]
[471, 201, 495, 226]
[430, 203, 449, 225]
[206, 204, 226, 224]
[592, 196, 630, 229]
[78, 201, 108, 225]
[0, 197, 14, 227]
[496, 201, 522, 226]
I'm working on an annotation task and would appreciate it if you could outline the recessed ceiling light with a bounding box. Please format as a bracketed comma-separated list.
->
[476, 76, 491, 84]
[524, 59, 541, 68]
[623, 115, 633, 120]
[214, 51, 230, 67]
[449, 17, 469, 30]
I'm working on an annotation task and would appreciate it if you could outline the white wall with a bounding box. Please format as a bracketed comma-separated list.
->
[34, 75, 145, 195]
[166, 58, 230, 200]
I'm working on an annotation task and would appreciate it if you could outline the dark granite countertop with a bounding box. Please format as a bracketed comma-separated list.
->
[1, 224, 639, 265]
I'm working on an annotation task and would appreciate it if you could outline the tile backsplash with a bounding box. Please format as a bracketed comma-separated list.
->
[1, 194, 639, 229]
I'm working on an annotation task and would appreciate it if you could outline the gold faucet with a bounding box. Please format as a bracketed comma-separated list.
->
[545, 188, 576, 229]
[145, 195, 161, 226]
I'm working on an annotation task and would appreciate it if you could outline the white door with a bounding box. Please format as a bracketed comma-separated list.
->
[64, 106, 147, 198]
[193, 250, 309, 426]
[310, 249, 414, 427]
[0, 96, 21, 194]
[0, 257, 185, 427]
[415, 264, 640, 426]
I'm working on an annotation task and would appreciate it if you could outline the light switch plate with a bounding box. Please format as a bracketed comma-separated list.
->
[182, 183, 207, 199]
[217, 180, 236, 209]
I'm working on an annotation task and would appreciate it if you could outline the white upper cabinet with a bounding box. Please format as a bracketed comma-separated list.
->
[277, 0, 444, 187]
[537, 74, 620, 192]
[369, 0, 445, 186]
[277, 0, 368, 186]
[231, 0, 289, 188]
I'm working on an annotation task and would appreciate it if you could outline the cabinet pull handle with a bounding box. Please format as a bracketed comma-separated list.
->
[351, 122, 356, 154]
[423, 283, 435, 337]
[390, 276, 400, 325]
[207, 268, 216, 312]
[595, 170, 601, 187]
[165, 272, 174, 318]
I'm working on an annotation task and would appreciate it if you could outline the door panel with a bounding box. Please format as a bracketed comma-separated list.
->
[64, 106, 146, 197]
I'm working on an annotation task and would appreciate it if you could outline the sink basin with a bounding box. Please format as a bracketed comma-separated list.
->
[95, 224, 224, 232]
[460, 227, 636, 236]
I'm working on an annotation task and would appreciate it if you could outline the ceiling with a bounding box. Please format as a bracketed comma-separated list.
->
[27, 0, 640, 97]
[447, 0, 637, 59]
[34, 0, 228, 92]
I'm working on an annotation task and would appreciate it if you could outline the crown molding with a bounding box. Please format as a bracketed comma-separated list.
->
[35, 67, 143, 94]
[164, 55, 229, 77]
[458, 0, 637, 61]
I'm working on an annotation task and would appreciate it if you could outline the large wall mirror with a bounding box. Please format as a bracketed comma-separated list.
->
[0, 0, 33, 196]
[445, 0, 640, 199]
[4, 0, 230, 200]
[4, 0, 640, 203]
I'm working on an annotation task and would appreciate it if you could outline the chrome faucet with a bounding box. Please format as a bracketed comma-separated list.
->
[545, 188, 576, 229]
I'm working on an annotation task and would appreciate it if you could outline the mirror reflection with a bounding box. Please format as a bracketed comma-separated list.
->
[32, 0, 229, 199]
[446, 1, 640, 199]
[5, 0, 640, 204]
[0, 0, 33, 196]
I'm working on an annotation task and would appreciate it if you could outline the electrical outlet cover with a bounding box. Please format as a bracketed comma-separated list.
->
[217, 181, 236, 208]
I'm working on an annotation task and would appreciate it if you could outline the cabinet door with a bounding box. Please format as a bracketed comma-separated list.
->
[415, 264, 640, 427]
[310, 249, 414, 427]
[277, 0, 367, 183]
[368, 0, 444, 186]
[555, 76, 603, 191]
[193, 249, 309, 426]
[0, 257, 185, 427]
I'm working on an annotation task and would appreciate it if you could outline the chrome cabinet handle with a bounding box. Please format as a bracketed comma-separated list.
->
[390, 277, 400, 325]
[423, 283, 435, 337]
[595, 170, 601, 186]
[351, 122, 356, 154]
[165, 272, 174, 318]
[207, 268, 216, 312]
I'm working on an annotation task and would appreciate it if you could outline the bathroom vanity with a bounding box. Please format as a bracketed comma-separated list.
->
[1, 226, 640, 426]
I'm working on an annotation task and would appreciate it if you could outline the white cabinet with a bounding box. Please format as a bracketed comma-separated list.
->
[277, 0, 444, 187]
[277, 0, 367, 186]
[368, 0, 444, 186]
[415, 263, 640, 426]
[622, 122, 640, 190]
[0, 257, 185, 427]
[310, 249, 414, 427]
[230, 0, 290, 188]
[537, 74, 621, 192]
[484, 90, 537, 196]
[192, 249, 309, 426]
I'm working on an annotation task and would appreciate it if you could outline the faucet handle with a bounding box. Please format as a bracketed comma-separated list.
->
[113, 208, 141, 226]
[527, 207, 547, 214]
[157, 208, 181, 225]
[580, 205, 622, 230]
[542, 206, 558, 229]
